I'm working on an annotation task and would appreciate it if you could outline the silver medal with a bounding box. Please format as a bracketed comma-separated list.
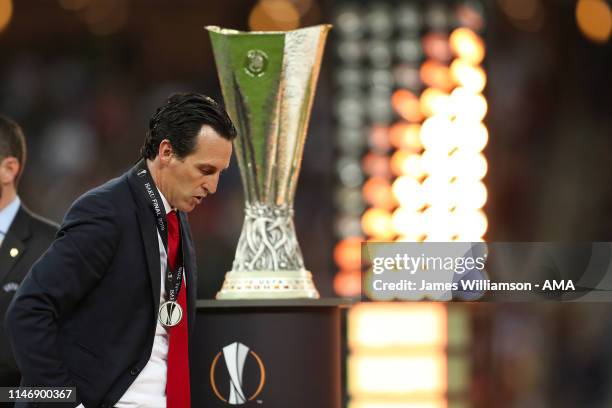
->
[158, 300, 183, 327]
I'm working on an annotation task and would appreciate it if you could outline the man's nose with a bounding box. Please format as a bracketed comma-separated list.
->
[204, 174, 219, 195]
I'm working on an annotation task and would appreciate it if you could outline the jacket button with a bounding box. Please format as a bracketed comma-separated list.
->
[130, 367, 139, 375]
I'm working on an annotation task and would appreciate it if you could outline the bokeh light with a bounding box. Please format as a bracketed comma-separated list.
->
[369, 125, 391, 152]
[333, 269, 362, 298]
[421, 149, 453, 180]
[362, 176, 396, 209]
[420, 88, 452, 117]
[456, 2, 485, 31]
[0, 0, 13, 33]
[452, 179, 488, 209]
[420, 116, 455, 153]
[449, 87, 487, 121]
[422, 175, 454, 209]
[450, 59, 487, 93]
[422, 207, 455, 241]
[362, 152, 391, 178]
[576, 0, 611, 43]
[452, 208, 488, 239]
[249, 0, 301, 31]
[391, 176, 425, 211]
[389, 122, 422, 150]
[422, 31, 452, 61]
[452, 119, 488, 152]
[390, 150, 410, 176]
[390, 150, 425, 179]
[362, 208, 395, 239]
[391, 208, 425, 238]
[497, 0, 546, 32]
[420, 59, 454, 91]
[334, 237, 363, 270]
[450, 150, 488, 180]
[392, 89, 423, 122]
[449, 27, 485, 65]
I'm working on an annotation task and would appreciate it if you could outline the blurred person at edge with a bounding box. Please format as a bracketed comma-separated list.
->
[0, 115, 58, 399]
[5, 93, 236, 408]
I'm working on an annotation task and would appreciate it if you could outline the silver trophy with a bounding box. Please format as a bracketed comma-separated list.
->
[207, 25, 331, 299]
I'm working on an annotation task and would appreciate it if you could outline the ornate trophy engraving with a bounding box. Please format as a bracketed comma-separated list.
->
[207, 25, 331, 299]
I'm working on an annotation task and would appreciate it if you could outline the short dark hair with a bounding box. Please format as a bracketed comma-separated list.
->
[140, 92, 236, 160]
[0, 114, 26, 185]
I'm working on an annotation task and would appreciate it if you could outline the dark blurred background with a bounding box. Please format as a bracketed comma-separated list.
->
[0, 0, 611, 407]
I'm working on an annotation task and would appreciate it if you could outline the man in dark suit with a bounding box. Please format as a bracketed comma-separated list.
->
[5, 93, 236, 408]
[0, 115, 58, 392]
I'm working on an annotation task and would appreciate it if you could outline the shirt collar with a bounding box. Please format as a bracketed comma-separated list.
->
[157, 189, 173, 215]
[0, 196, 21, 236]
[145, 161, 174, 215]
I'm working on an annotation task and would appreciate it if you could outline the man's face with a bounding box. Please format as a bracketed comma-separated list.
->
[163, 125, 233, 213]
[0, 156, 19, 197]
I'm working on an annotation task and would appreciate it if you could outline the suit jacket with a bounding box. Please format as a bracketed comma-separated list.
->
[0, 206, 58, 385]
[5, 162, 198, 408]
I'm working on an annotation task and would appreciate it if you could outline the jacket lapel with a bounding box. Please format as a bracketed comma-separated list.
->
[126, 162, 162, 313]
[126, 160, 197, 331]
[0, 206, 30, 281]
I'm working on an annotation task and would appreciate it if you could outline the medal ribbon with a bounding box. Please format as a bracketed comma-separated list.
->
[136, 159, 184, 304]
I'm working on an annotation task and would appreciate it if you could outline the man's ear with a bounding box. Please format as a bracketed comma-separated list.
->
[0, 157, 19, 185]
[158, 139, 174, 164]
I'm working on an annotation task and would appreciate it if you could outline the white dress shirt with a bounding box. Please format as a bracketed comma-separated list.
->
[0, 196, 20, 248]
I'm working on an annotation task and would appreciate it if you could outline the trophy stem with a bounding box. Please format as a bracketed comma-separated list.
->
[233, 203, 304, 272]
[216, 203, 319, 299]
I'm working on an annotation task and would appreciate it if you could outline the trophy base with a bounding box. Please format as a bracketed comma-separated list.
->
[216, 270, 320, 300]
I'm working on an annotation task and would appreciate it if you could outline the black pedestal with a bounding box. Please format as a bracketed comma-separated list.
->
[191, 299, 349, 408]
